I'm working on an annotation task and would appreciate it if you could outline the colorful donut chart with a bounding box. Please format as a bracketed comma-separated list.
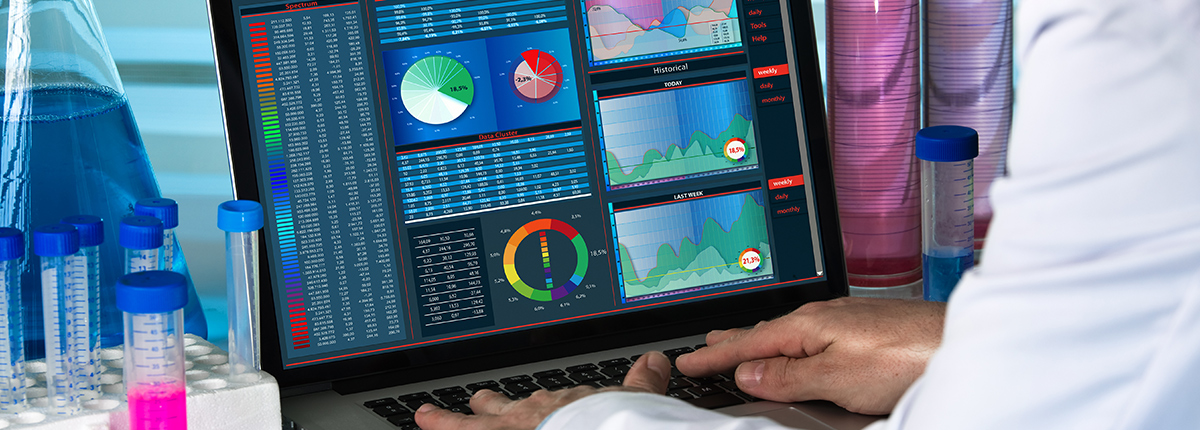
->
[503, 219, 588, 302]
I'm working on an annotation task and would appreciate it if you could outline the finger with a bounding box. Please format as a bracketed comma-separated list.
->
[676, 320, 793, 377]
[468, 389, 513, 415]
[415, 403, 482, 430]
[703, 328, 746, 347]
[733, 355, 832, 403]
[621, 351, 670, 394]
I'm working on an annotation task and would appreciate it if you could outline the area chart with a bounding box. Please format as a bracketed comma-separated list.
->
[612, 190, 773, 302]
[597, 78, 758, 189]
[582, 0, 742, 65]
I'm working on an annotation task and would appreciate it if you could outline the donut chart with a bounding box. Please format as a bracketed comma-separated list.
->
[503, 219, 588, 302]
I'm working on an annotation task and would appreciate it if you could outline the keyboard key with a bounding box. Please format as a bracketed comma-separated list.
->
[432, 387, 468, 397]
[664, 347, 695, 357]
[693, 344, 708, 351]
[599, 358, 631, 367]
[599, 365, 629, 378]
[401, 399, 443, 411]
[665, 389, 695, 400]
[671, 367, 685, 378]
[630, 354, 642, 362]
[373, 404, 408, 417]
[503, 381, 541, 394]
[536, 375, 575, 390]
[438, 391, 473, 406]
[565, 363, 598, 373]
[395, 423, 420, 430]
[364, 398, 399, 408]
[567, 370, 605, 383]
[667, 378, 695, 390]
[446, 404, 474, 415]
[685, 385, 721, 398]
[733, 392, 758, 403]
[499, 375, 534, 384]
[465, 381, 501, 393]
[688, 375, 727, 385]
[532, 369, 566, 378]
[397, 392, 434, 402]
[386, 413, 415, 426]
[507, 391, 533, 400]
[684, 392, 745, 409]
[716, 381, 741, 393]
[578, 381, 603, 388]
[597, 378, 623, 387]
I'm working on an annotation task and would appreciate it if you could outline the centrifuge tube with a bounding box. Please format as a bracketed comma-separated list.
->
[0, 228, 26, 412]
[917, 126, 979, 301]
[121, 216, 163, 274]
[33, 224, 84, 414]
[117, 270, 188, 430]
[61, 215, 102, 391]
[219, 200, 264, 376]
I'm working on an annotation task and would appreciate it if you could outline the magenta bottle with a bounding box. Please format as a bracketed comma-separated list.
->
[923, 0, 1013, 256]
[826, 0, 923, 297]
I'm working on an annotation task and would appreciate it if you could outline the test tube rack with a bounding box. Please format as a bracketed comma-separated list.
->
[0, 334, 280, 429]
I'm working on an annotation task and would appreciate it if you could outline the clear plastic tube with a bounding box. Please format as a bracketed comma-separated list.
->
[41, 254, 81, 413]
[923, 0, 1013, 252]
[124, 309, 186, 429]
[827, 0, 923, 296]
[0, 257, 25, 412]
[921, 159, 974, 301]
[69, 244, 100, 391]
[126, 248, 161, 274]
[226, 230, 260, 376]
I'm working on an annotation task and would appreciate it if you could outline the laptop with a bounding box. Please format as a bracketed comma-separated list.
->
[205, 0, 872, 428]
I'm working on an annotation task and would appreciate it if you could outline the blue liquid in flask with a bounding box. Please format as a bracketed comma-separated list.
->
[15, 84, 206, 356]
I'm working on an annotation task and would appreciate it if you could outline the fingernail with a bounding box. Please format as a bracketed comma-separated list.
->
[646, 351, 669, 380]
[416, 403, 437, 413]
[737, 361, 764, 389]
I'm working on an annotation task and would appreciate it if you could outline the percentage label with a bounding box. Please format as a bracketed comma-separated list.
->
[448, 85, 469, 92]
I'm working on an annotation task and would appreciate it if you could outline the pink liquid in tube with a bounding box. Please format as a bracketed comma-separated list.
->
[128, 386, 187, 430]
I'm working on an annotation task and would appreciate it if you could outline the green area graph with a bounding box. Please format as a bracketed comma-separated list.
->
[606, 114, 756, 186]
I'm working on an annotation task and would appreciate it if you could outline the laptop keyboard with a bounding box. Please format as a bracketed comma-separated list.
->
[363, 345, 758, 428]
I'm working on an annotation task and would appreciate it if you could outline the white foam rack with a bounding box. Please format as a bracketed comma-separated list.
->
[0, 334, 280, 429]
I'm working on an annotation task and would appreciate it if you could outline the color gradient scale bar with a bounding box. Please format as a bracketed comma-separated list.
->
[540, 231, 552, 289]
[248, 20, 308, 350]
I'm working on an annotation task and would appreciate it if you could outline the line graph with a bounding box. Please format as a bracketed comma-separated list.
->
[583, 0, 742, 65]
[613, 190, 773, 301]
[598, 79, 757, 189]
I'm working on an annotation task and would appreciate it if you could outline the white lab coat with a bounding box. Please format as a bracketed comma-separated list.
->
[541, 0, 1200, 428]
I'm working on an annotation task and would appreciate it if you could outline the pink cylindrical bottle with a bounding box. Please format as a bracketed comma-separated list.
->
[827, 0, 923, 297]
[923, 0, 1013, 256]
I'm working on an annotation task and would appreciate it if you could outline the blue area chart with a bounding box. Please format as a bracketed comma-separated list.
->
[383, 28, 581, 145]
[583, 0, 742, 65]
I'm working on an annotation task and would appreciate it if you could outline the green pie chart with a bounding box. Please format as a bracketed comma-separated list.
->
[400, 55, 475, 125]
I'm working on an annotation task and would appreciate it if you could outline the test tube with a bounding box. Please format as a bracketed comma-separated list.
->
[0, 228, 26, 412]
[32, 224, 84, 414]
[121, 216, 164, 274]
[61, 215, 102, 392]
[134, 198, 179, 271]
[218, 201, 264, 376]
[117, 271, 188, 430]
[916, 126, 979, 302]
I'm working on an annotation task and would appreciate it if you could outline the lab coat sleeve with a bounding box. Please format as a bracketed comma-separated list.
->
[540, 392, 799, 430]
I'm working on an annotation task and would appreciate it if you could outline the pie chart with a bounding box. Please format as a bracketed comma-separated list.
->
[510, 49, 563, 104]
[400, 55, 475, 125]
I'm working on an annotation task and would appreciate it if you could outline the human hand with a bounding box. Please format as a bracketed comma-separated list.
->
[414, 351, 671, 430]
[675, 297, 945, 415]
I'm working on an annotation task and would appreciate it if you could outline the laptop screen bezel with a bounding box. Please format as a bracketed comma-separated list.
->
[206, 0, 846, 393]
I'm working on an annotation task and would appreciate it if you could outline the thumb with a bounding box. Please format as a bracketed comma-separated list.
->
[733, 355, 831, 403]
[621, 351, 670, 394]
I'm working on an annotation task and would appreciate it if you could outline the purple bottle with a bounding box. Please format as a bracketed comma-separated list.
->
[826, 0, 922, 297]
[924, 0, 1013, 255]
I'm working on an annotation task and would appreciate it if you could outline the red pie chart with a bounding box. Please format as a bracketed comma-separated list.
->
[511, 49, 563, 104]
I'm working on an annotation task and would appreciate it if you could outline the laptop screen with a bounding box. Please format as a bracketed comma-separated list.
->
[214, 0, 835, 372]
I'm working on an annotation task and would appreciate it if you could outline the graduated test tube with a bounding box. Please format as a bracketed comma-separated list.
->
[33, 224, 84, 414]
[121, 216, 164, 274]
[134, 198, 179, 270]
[118, 271, 188, 430]
[916, 126, 979, 301]
[0, 228, 26, 412]
[219, 201, 264, 376]
[61, 215, 102, 392]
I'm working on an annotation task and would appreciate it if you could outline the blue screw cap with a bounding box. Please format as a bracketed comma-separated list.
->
[61, 215, 104, 247]
[120, 216, 164, 250]
[116, 270, 188, 314]
[0, 228, 24, 261]
[33, 224, 79, 257]
[916, 125, 980, 162]
[217, 200, 264, 233]
[135, 198, 179, 229]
